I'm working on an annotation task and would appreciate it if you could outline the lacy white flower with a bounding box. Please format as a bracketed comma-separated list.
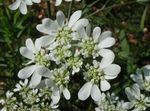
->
[125, 84, 150, 111]
[131, 65, 150, 91]
[78, 59, 121, 101]
[95, 93, 131, 111]
[66, 50, 83, 75]
[9, 0, 41, 15]
[36, 10, 89, 47]
[0, 91, 17, 111]
[18, 38, 51, 88]
[55, 0, 81, 6]
[78, 26, 115, 58]
[45, 66, 71, 100]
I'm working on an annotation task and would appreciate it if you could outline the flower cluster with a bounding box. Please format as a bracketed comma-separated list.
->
[0, 79, 59, 111]
[14, 10, 121, 105]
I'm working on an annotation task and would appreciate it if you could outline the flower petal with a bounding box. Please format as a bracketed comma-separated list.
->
[38, 35, 55, 47]
[9, 0, 21, 10]
[26, 38, 36, 53]
[56, 11, 65, 26]
[78, 82, 92, 101]
[143, 65, 150, 81]
[32, 0, 41, 3]
[103, 64, 121, 79]
[36, 18, 58, 35]
[63, 88, 71, 100]
[91, 84, 101, 101]
[55, 0, 62, 6]
[72, 18, 89, 31]
[93, 27, 101, 42]
[100, 80, 111, 91]
[99, 49, 115, 68]
[99, 31, 112, 41]
[98, 37, 115, 49]
[20, 47, 34, 59]
[18, 65, 36, 79]
[25, 0, 33, 5]
[36, 66, 52, 77]
[29, 72, 42, 88]
[19, 2, 27, 15]
[68, 10, 82, 27]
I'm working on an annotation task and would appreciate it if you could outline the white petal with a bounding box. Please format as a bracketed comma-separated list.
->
[93, 27, 101, 42]
[55, 0, 62, 6]
[99, 31, 112, 41]
[9, 0, 21, 10]
[18, 65, 36, 79]
[98, 37, 115, 49]
[72, 19, 89, 31]
[36, 66, 52, 77]
[35, 38, 42, 52]
[39, 35, 55, 47]
[20, 47, 34, 59]
[78, 82, 92, 101]
[25, 0, 33, 5]
[29, 72, 42, 88]
[63, 88, 71, 100]
[36, 18, 58, 35]
[143, 65, 150, 81]
[32, 0, 41, 3]
[68, 10, 82, 27]
[86, 24, 91, 37]
[125, 87, 136, 101]
[95, 108, 101, 111]
[103, 64, 121, 79]
[56, 11, 65, 26]
[91, 84, 101, 101]
[130, 73, 143, 84]
[45, 79, 55, 87]
[19, 2, 27, 15]
[26, 38, 36, 53]
[132, 84, 140, 100]
[99, 49, 115, 68]
[100, 80, 111, 91]
[51, 89, 60, 105]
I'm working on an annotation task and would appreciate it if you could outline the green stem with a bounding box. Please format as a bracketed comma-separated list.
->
[86, 1, 137, 18]
[68, 1, 73, 19]
[46, 0, 51, 17]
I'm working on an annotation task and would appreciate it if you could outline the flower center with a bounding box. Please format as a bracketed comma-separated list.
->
[143, 81, 150, 91]
[67, 57, 82, 69]
[134, 95, 148, 110]
[52, 68, 70, 88]
[84, 65, 104, 84]
[34, 50, 50, 67]
[80, 38, 96, 57]
[54, 46, 72, 61]
[56, 27, 72, 45]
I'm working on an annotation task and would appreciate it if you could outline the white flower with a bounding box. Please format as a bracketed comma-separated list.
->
[13, 79, 29, 92]
[18, 38, 52, 88]
[9, 0, 41, 15]
[125, 84, 150, 111]
[55, 0, 81, 6]
[78, 59, 121, 101]
[66, 49, 83, 75]
[45, 67, 71, 100]
[36, 10, 89, 47]
[78, 26, 115, 59]
[131, 65, 150, 91]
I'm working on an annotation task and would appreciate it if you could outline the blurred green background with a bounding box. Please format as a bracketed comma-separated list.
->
[0, 0, 150, 110]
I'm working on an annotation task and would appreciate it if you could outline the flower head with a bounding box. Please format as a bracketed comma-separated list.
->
[18, 38, 52, 88]
[78, 59, 121, 101]
[131, 65, 150, 91]
[9, 0, 41, 15]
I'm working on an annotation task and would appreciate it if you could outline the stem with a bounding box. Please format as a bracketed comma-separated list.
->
[68, 1, 73, 19]
[46, 0, 51, 17]
[86, 1, 137, 18]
